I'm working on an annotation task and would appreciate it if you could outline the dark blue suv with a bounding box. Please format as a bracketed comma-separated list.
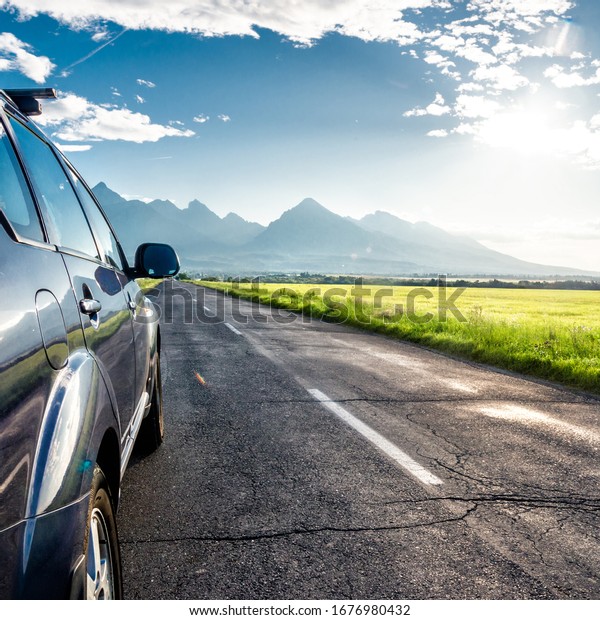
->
[0, 88, 179, 599]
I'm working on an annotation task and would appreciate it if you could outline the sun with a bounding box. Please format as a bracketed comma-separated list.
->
[473, 97, 591, 163]
[477, 107, 556, 156]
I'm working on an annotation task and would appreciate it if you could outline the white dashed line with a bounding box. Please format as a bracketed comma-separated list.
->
[225, 323, 242, 336]
[308, 388, 443, 486]
[203, 306, 210, 313]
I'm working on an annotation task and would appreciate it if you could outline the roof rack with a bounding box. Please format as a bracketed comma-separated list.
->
[3, 88, 57, 116]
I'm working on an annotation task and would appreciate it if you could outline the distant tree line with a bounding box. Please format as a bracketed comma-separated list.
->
[177, 271, 600, 290]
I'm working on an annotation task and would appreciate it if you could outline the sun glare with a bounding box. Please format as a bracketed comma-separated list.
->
[477, 107, 555, 155]
[475, 98, 592, 162]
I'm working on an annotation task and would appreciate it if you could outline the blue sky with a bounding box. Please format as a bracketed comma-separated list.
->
[1, 1, 600, 271]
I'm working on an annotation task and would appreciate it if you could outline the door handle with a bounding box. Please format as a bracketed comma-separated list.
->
[79, 298, 102, 315]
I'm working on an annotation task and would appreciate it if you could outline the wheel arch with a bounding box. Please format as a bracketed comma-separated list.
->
[95, 428, 121, 510]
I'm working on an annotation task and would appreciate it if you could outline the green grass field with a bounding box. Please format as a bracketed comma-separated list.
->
[196, 280, 600, 395]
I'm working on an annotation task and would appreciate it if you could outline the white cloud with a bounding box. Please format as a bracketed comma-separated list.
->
[457, 82, 484, 92]
[433, 34, 466, 52]
[427, 129, 448, 137]
[1, 0, 434, 46]
[136, 78, 156, 88]
[193, 114, 209, 124]
[455, 94, 501, 119]
[404, 92, 450, 117]
[471, 63, 529, 90]
[423, 51, 449, 65]
[55, 143, 92, 152]
[135, 94, 145, 104]
[544, 63, 600, 88]
[453, 123, 478, 135]
[400, 0, 584, 152]
[454, 42, 497, 65]
[0, 32, 54, 82]
[4, 0, 596, 175]
[513, 43, 556, 58]
[91, 30, 110, 42]
[38, 92, 195, 144]
[423, 49, 461, 79]
[467, 0, 574, 25]
[445, 21, 494, 38]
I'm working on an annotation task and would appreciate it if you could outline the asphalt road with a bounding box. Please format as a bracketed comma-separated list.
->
[118, 281, 600, 599]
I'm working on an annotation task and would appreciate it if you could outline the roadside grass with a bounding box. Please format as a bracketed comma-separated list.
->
[195, 280, 600, 395]
[136, 277, 163, 290]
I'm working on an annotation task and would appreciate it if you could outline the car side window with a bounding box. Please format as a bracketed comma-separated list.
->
[68, 170, 126, 271]
[0, 121, 44, 242]
[7, 116, 100, 260]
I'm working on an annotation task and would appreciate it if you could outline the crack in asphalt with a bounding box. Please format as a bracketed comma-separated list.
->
[381, 494, 600, 511]
[202, 397, 596, 407]
[427, 457, 513, 489]
[428, 455, 600, 499]
[120, 504, 478, 546]
[120, 493, 600, 548]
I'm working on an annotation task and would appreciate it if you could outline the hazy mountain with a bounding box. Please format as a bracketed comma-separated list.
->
[220, 212, 265, 245]
[353, 211, 557, 275]
[93, 182, 264, 262]
[248, 198, 389, 255]
[93, 181, 127, 206]
[92, 183, 593, 277]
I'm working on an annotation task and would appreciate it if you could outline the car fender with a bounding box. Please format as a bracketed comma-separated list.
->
[25, 350, 119, 520]
[0, 350, 121, 598]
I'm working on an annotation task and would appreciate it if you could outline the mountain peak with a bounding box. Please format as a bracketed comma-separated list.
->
[92, 182, 127, 206]
[183, 199, 221, 224]
[361, 210, 410, 224]
[187, 198, 212, 212]
[359, 210, 413, 236]
[281, 198, 333, 220]
[223, 212, 245, 223]
[294, 197, 326, 210]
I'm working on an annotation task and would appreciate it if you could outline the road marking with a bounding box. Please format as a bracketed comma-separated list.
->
[225, 322, 242, 335]
[203, 305, 210, 313]
[308, 388, 443, 486]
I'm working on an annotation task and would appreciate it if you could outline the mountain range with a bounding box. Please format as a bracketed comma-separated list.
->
[92, 182, 592, 277]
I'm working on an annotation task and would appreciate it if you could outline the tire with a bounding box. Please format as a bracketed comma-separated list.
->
[136, 354, 164, 454]
[84, 466, 123, 600]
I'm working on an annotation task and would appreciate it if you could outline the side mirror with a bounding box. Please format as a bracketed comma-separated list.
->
[134, 243, 180, 278]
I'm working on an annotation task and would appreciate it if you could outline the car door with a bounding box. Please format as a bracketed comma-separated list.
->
[66, 168, 154, 426]
[6, 114, 138, 437]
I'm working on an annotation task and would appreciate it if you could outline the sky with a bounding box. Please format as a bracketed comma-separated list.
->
[0, 0, 600, 271]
